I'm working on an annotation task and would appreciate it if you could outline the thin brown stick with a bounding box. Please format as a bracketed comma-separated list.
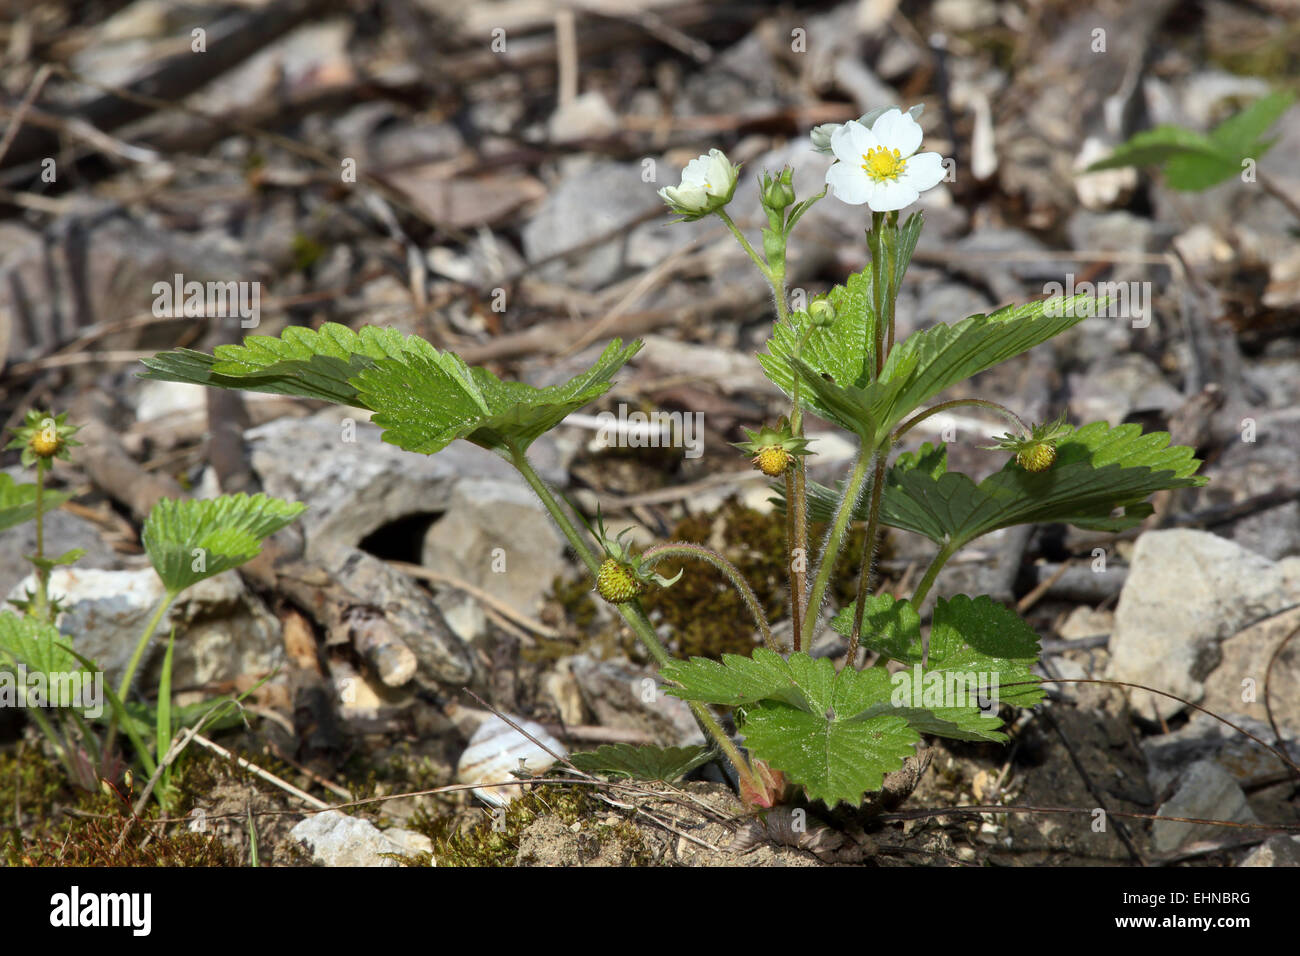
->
[387, 561, 561, 639]
[1023, 677, 1300, 775]
[0, 64, 52, 167]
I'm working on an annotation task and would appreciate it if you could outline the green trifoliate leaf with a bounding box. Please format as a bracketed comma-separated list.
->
[832, 594, 1044, 703]
[352, 338, 642, 455]
[797, 422, 1204, 550]
[569, 744, 714, 782]
[860, 295, 1097, 445]
[739, 702, 918, 807]
[763, 293, 1097, 445]
[758, 269, 879, 437]
[139, 323, 440, 406]
[143, 493, 305, 594]
[141, 324, 642, 458]
[662, 649, 921, 807]
[0, 474, 73, 532]
[0, 614, 85, 681]
[827, 594, 1042, 742]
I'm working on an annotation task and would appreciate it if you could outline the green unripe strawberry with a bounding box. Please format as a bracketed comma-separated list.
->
[596, 558, 644, 604]
[753, 446, 793, 477]
[1017, 442, 1056, 473]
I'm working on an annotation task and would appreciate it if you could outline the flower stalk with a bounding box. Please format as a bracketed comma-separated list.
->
[640, 542, 777, 653]
[510, 449, 761, 796]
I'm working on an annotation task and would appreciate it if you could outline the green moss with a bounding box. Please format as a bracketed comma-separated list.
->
[405, 786, 648, 866]
[546, 573, 598, 632]
[2, 745, 238, 866]
[536, 499, 893, 662]
[642, 500, 887, 659]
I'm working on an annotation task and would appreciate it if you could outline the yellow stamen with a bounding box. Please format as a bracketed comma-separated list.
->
[860, 146, 906, 183]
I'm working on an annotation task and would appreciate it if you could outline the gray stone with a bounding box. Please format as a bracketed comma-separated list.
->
[315, 542, 474, 686]
[1068, 353, 1182, 426]
[1058, 607, 1113, 641]
[1240, 835, 1300, 867]
[1202, 605, 1300, 739]
[290, 810, 405, 867]
[246, 413, 565, 559]
[522, 159, 661, 289]
[4, 567, 282, 691]
[912, 282, 994, 336]
[1141, 710, 1299, 795]
[1201, 414, 1300, 560]
[420, 476, 566, 617]
[1153, 759, 1258, 853]
[1108, 530, 1300, 720]
[382, 827, 433, 857]
[549, 91, 620, 143]
[569, 654, 705, 746]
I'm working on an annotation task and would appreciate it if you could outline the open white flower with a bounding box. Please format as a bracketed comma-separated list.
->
[824, 108, 946, 212]
[658, 148, 739, 219]
[810, 104, 924, 154]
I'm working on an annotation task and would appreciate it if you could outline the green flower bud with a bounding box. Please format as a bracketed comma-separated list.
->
[808, 296, 836, 327]
[761, 166, 796, 211]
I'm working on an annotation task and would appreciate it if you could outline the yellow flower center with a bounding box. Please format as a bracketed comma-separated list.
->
[861, 146, 907, 183]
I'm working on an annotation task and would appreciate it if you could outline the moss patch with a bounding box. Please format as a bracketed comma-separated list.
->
[405, 786, 649, 866]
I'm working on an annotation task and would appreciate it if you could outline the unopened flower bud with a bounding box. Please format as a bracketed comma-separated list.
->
[808, 297, 836, 327]
[762, 166, 796, 211]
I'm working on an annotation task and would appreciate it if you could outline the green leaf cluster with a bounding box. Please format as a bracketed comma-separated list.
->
[141, 322, 641, 457]
[662, 649, 920, 806]
[569, 743, 714, 782]
[795, 421, 1205, 550]
[142, 493, 305, 594]
[1085, 90, 1295, 190]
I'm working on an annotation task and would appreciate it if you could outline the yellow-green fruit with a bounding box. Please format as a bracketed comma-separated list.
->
[596, 559, 644, 604]
[753, 446, 793, 477]
[29, 431, 61, 458]
[1017, 443, 1056, 472]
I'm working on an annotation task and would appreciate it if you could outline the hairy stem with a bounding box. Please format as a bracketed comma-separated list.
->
[104, 590, 175, 761]
[846, 446, 889, 666]
[615, 600, 758, 795]
[800, 448, 872, 644]
[513, 450, 601, 577]
[869, 211, 886, 375]
[33, 458, 49, 622]
[892, 398, 1029, 444]
[792, 460, 808, 649]
[641, 542, 777, 652]
[716, 209, 771, 281]
[511, 451, 757, 794]
[783, 470, 801, 653]
[910, 543, 957, 615]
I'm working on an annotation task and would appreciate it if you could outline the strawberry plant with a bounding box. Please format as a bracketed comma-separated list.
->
[140, 106, 1206, 813]
[0, 411, 302, 807]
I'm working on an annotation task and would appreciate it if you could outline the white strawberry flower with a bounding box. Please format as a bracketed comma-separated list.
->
[823, 107, 947, 212]
[658, 148, 740, 220]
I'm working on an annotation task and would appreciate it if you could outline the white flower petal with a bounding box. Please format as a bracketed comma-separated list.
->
[871, 108, 923, 157]
[901, 151, 946, 192]
[680, 156, 710, 188]
[845, 120, 880, 158]
[831, 120, 880, 165]
[865, 178, 919, 212]
[826, 162, 871, 205]
[705, 153, 732, 196]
